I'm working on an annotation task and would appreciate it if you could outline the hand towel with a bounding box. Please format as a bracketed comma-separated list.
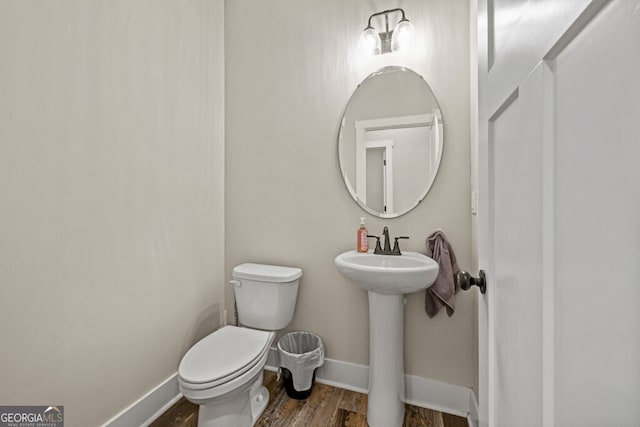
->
[425, 231, 460, 318]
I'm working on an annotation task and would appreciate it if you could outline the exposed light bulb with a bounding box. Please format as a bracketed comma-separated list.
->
[391, 19, 415, 52]
[359, 27, 381, 56]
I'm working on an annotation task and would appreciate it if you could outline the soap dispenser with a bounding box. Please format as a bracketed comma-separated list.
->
[357, 217, 369, 253]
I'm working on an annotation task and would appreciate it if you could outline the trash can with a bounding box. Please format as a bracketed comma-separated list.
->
[277, 331, 324, 400]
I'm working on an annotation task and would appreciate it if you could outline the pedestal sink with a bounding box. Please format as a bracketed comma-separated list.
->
[334, 250, 439, 427]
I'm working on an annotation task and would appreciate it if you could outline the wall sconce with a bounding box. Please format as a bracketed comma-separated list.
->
[359, 8, 415, 55]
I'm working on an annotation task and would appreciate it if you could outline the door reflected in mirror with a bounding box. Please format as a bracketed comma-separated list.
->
[338, 66, 443, 218]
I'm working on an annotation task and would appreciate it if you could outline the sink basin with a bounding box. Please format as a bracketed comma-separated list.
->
[334, 250, 439, 294]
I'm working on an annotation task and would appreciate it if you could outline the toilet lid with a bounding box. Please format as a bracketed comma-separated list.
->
[179, 326, 272, 385]
[232, 263, 302, 282]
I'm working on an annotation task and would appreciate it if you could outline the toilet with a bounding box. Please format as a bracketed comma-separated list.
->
[178, 263, 302, 427]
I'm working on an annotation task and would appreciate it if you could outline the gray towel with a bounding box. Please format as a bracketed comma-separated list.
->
[425, 231, 460, 318]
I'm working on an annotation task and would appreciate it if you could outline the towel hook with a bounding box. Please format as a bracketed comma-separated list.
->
[456, 270, 487, 294]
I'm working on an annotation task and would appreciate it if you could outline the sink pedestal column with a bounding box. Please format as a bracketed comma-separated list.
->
[367, 291, 405, 427]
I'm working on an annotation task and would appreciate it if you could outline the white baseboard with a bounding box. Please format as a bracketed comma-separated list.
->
[108, 349, 479, 427]
[266, 347, 475, 422]
[404, 374, 469, 418]
[102, 372, 182, 427]
[467, 390, 479, 427]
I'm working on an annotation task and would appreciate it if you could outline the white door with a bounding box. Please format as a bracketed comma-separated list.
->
[476, 1, 640, 426]
[365, 140, 394, 213]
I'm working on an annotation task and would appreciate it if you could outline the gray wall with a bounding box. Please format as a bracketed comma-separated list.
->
[0, 1, 225, 425]
[225, 0, 475, 389]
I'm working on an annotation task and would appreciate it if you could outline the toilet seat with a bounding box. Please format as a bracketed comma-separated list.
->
[178, 326, 274, 391]
[179, 346, 271, 404]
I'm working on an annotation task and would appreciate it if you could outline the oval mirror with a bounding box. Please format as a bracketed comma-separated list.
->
[338, 66, 443, 218]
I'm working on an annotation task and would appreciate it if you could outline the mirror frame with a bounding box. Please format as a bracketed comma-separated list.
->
[337, 65, 444, 218]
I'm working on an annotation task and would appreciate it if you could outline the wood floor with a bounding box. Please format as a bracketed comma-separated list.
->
[151, 371, 468, 427]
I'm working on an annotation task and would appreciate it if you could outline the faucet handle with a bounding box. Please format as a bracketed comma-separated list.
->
[392, 236, 410, 255]
[367, 235, 382, 253]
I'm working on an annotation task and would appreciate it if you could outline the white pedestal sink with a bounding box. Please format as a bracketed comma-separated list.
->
[334, 250, 439, 427]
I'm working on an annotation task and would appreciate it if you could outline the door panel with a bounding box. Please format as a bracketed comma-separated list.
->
[490, 63, 547, 426]
[491, 0, 531, 64]
[553, 2, 640, 424]
[366, 148, 385, 213]
[485, 0, 601, 112]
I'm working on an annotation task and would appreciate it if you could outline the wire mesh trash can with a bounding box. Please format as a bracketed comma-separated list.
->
[277, 331, 324, 399]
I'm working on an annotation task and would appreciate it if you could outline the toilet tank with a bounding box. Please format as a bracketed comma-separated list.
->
[232, 263, 302, 330]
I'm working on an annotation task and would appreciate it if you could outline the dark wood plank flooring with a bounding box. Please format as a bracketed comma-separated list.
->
[151, 371, 468, 427]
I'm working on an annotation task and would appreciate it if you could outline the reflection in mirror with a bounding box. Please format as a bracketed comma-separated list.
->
[338, 66, 443, 218]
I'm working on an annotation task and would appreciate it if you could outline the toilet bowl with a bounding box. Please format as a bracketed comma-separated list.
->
[178, 263, 301, 427]
[178, 326, 275, 426]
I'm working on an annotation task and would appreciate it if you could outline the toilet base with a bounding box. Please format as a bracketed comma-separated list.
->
[195, 373, 269, 427]
[249, 385, 269, 424]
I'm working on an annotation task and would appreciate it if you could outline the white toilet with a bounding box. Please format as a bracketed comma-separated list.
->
[178, 263, 302, 427]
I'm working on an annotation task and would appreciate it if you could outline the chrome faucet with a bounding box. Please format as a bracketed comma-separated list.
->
[367, 227, 410, 255]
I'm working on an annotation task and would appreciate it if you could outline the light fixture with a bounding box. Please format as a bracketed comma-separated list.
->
[359, 26, 382, 56]
[359, 8, 415, 55]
